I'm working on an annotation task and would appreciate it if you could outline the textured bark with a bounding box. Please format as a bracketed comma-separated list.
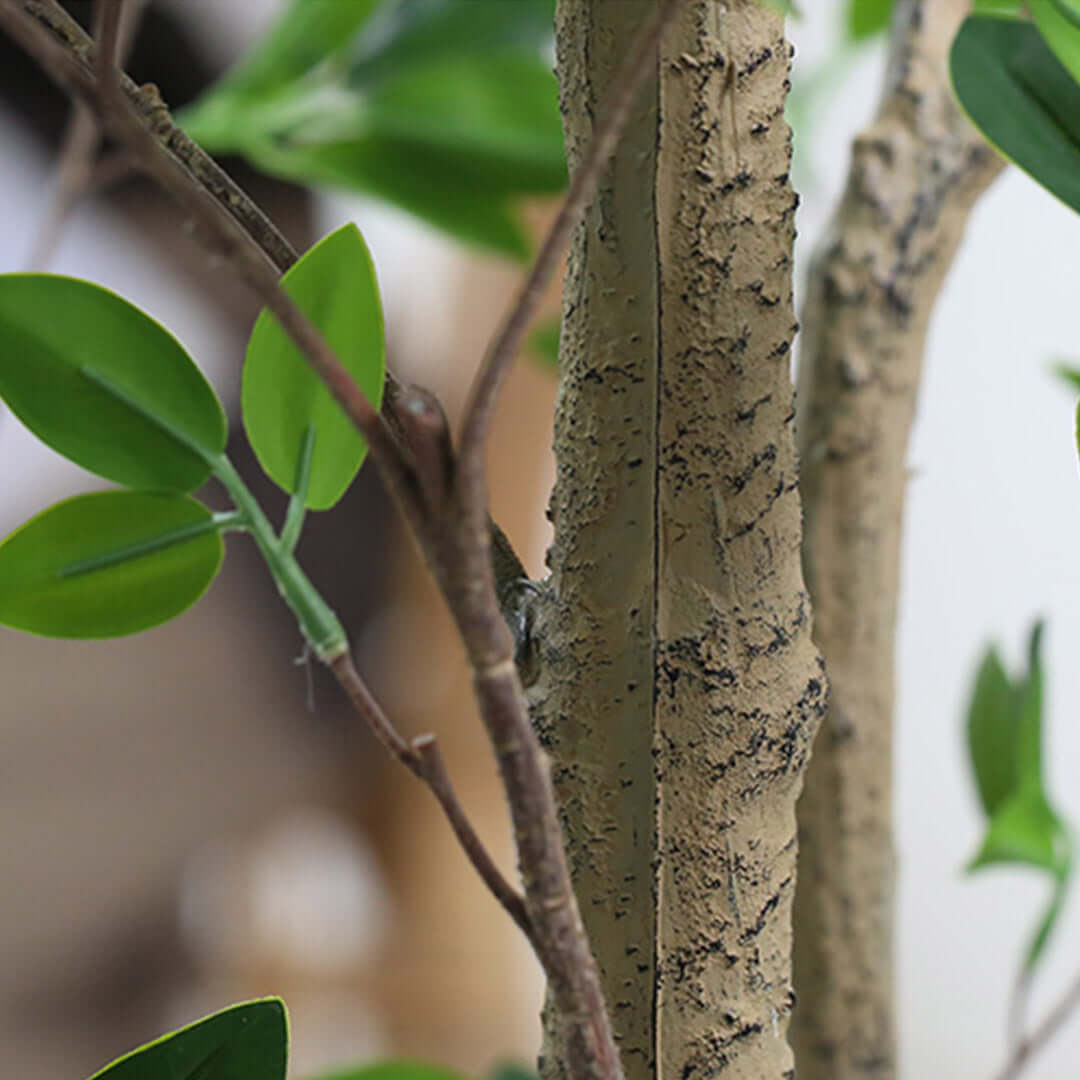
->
[790, 3, 1004, 1078]
[535, 3, 824, 1078]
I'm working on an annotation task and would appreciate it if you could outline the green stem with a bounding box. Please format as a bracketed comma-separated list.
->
[280, 424, 314, 554]
[212, 454, 348, 662]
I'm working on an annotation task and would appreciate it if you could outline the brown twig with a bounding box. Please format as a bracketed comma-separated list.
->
[92, 0, 124, 82]
[993, 969, 1080, 1080]
[328, 652, 533, 942]
[27, 0, 140, 269]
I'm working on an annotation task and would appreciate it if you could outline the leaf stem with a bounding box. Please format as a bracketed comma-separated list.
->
[280, 424, 314, 554]
[212, 454, 346, 662]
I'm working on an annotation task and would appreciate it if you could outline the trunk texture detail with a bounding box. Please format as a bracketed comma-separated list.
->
[537, 4, 824, 1078]
[791, 3, 1004, 1078]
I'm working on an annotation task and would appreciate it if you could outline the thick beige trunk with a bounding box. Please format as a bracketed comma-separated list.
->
[536, 3, 823, 1078]
[791, 3, 1003, 1078]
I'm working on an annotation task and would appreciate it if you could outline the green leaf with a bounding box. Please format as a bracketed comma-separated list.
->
[0, 490, 225, 639]
[243, 223, 385, 510]
[179, 0, 382, 146]
[0, 274, 226, 490]
[972, 0, 1026, 14]
[951, 16, 1080, 216]
[489, 1066, 539, 1080]
[1052, 360, 1080, 391]
[1031, 0, 1080, 86]
[303, 1064, 467, 1080]
[967, 647, 1019, 817]
[1014, 620, 1046, 793]
[967, 790, 1068, 875]
[178, 0, 562, 258]
[847, 0, 893, 41]
[87, 999, 287, 1080]
[530, 320, 560, 369]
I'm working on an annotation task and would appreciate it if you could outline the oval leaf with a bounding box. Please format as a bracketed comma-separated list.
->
[951, 16, 1080, 216]
[0, 274, 226, 490]
[0, 490, 224, 639]
[87, 999, 287, 1080]
[243, 223, 386, 510]
[966, 646, 1019, 817]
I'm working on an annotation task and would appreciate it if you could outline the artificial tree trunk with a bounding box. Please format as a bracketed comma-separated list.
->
[790, 3, 1004, 1078]
[534, 3, 824, 1077]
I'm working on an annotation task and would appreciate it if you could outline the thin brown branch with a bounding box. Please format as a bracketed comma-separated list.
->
[327, 651, 534, 943]
[27, 0, 140, 269]
[455, 0, 681, 515]
[994, 969, 1080, 1080]
[92, 0, 124, 83]
[410, 733, 536, 946]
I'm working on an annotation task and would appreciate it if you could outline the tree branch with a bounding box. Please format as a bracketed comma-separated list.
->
[790, 2, 1004, 1078]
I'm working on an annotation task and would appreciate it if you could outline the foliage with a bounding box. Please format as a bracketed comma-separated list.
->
[177, 0, 564, 259]
[0, 223, 381, 654]
[964, 624, 1073, 974]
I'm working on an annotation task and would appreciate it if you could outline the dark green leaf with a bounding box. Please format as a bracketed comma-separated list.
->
[967, 646, 1019, 817]
[489, 1065, 539, 1080]
[243, 223, 385, 510]
[0, 274, 226, 490]
[847, 0, 893, 41]
[87, 999, 287, 1080]
[951, 16, 1080, 216]
[0, 490, 224, 639]
[1014, 620, 1046, 793]
[967, 790, 1068, 875]
[303, 1064, 466, 1080]
[1031, 0, 1080, 85]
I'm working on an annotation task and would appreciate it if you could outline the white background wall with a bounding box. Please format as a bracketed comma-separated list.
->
[1, 2, 1078, 1077]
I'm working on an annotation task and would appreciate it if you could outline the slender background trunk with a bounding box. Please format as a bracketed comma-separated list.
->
[791, 2, 1003, 1077]
[536, 3, 824, 1077]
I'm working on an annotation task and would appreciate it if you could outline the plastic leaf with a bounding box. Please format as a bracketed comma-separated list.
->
[847, 0, 893, 41]
[966, 646, 1019, 817]
[179, 0, 382, 146]
[1031, 0, 1080, 87]
[242, 223, 385, 510]
[87, 999, 287, 1080]
[0, 274, 226, 491]
[0, 490, 224, 639]
[967, 790, 1068, 875]
[951, 16, 1080, 216]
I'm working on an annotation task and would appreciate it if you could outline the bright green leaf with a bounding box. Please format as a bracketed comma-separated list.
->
[967, 790, 1068, 875]
[951, 16, 1080, 216]
[0, 274, 225, 490]
[1031, 0, 1080, 86]
[966, 646, 1019, 817]
[87, 999, 287, 1080]
[0, 490, 225, 639]
[972, 0, 1026, 14]
[243, 223, 385, 510]
[304, 1065, 466, 1080]
[847, 0, 893, 41]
